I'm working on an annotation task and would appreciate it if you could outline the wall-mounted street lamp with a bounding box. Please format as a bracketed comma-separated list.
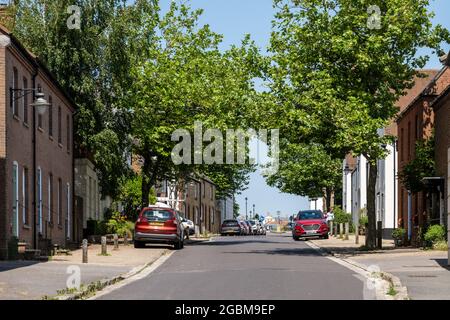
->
[10, 88, 50, 250]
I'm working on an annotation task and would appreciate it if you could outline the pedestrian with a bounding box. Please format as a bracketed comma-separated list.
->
[326, 207, 334, 232]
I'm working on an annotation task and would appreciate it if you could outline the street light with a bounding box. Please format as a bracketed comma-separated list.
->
[253, 204, 255, 219]
[11, 88, 50, 250]
[245, 197, 248, 220]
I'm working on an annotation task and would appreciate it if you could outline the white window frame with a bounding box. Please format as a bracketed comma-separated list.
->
[66, 183, 71, 240]
[37, 167, 42, 234]
[22, 167, 26, 224]
[12, 161, 19, 238]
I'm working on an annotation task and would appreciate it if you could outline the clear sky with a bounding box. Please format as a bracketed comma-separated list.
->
[157, 0, 450, 218]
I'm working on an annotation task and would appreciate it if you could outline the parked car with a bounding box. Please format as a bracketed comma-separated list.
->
[249, 220, 260, 234]
[134, 206, 185, 249]
[292, 210, 329, 240]
[221, 219, 241, 236]
[244, 220, 254, 235]
[258, 224, 266, 235]
[239, 221, 249, 235]
[181, 218, 195, 236]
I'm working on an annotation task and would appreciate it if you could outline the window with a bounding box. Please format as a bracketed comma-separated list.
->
[407, 121, 411, 160]
[23, 77, 28, 124]
[48, 96, 53, 137]
[58, 106, 62, 144]
[12, 162, 19, 237]
[66, 183, 71, 240]
[48, 174, 53, 223]
[22, 167, 29, 225]
[66, 114, 70, 152]
[400, 128, 404, 161]
[37, 167, 42, 234]
[12, 67, 19, 118]
[57, 178, 62, 225]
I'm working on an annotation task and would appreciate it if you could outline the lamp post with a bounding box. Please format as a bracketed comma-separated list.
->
[245, 197, 248, 220]
[10, 89, 50, 250]
[252, 204, 255, 219]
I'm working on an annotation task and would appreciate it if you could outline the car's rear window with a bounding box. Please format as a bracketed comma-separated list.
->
[297, 211, 323, 220]
[249, 221, 255, 225]
[142, 209, 173, 222]
[223, 220, 239, 226]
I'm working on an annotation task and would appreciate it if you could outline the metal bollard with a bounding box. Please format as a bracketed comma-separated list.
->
[377, 221, 383, 249]
[344, 222, 349, 240]
[124, 233, 129, 246]
[334, 225, 338, 237]
[113, 234, 119, 250]
[339, 223, 343, 239]
[330, 221, 334, 236]
[82, 239, 88, 263]
[101, 236, 107, 255]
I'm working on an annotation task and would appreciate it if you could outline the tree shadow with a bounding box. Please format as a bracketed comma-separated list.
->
[0, 260, 41, 273]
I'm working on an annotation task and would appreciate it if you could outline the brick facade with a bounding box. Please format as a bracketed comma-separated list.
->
[0, 26, 75, 259]
[397, 67, 450, 242]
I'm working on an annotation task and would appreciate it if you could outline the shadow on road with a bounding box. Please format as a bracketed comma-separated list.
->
[0, 260, 41, 273]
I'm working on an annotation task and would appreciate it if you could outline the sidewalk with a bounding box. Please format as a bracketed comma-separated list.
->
[0, 243, 168, 300]
[310, 235, 450, 300]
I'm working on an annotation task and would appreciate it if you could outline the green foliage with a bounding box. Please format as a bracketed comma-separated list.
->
[398, 136, 435, 193]
[266, 0, 450, 248]
[432, 240, 448, 251]
[106, 212, 134, 238]
[424, 224, 446, 247]
[117, 175, 156, 219]
[392, 228, 406, 240]
[359, 215, 369, 227]
[333, 206, 352, 224]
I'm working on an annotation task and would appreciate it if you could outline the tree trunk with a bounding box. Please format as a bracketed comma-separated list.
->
[141, 175, 151, 208]
[366, 161, 378, 249]
[325, 187, 332, 212]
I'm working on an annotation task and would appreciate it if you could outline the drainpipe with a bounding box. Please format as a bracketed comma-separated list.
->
[393, 140, 397, 230]
[32, 68, 38, 250]
[407, 190, 412, 241]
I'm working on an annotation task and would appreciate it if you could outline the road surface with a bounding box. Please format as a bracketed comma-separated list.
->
[98, 233, 367, 300]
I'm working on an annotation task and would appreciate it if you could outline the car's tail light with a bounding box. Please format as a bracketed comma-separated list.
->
[137, 216, 148, 224]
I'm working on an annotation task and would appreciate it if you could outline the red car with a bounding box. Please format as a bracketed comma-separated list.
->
[134, 206, 185, 249]
[292, 210, 329, 240]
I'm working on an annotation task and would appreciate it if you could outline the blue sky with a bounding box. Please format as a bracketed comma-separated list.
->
[157, 0, 450, 218]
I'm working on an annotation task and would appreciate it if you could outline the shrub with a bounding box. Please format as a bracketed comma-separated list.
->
[392, 228, 406, 240]
[359, 215, 368, 227]
[424, 225, 446, 247]
[333, 206, 354, 232]
[106, 212, 134, 238]
[432, 240, 448, 251]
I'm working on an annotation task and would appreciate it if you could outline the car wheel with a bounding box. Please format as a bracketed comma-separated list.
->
[134, 240, 145, 248]
[174, 239, 183, 250]
[293, 236, 300, 241]
[322, 234, 329, 240]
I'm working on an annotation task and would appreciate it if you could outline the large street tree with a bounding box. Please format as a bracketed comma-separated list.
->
[126, 2, 263, 206]
[8, 0, 160, 198]
[268, 0, 449, 248]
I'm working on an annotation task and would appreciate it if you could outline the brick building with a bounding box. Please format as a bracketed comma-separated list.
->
[0, 26, 75, 259]
[430, 55, 450, 249]
[397, 66, 450, 243]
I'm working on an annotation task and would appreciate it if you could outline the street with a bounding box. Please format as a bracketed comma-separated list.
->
[97, 233, 367, 300]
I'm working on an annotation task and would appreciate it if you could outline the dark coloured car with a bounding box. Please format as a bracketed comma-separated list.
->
[134, 207, 185, 249]
[221, 219, 241, 236]
[292, 210, 329, 240]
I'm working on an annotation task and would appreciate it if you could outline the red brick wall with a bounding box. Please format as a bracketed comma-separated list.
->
[0, 39, 74, 258]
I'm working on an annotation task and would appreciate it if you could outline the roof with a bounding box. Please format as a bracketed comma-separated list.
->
[431, 85, 450, 111]
[396, 69, 440, 122]
[0, 24, 76, 110]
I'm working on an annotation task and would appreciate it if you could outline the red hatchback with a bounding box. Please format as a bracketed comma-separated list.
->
[292, 210, 329, 240]
[134, 207, 185, 249]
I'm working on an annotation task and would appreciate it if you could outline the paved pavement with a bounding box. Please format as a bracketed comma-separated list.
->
[98, 233, 367, 300]
[350, 250, 450, 300]
[0, 244, 167, 300]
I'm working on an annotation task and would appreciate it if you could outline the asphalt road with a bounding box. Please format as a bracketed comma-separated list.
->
[98, 233, 366, 300]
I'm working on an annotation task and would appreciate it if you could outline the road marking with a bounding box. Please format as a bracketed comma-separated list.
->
[89, 250, 175, 300]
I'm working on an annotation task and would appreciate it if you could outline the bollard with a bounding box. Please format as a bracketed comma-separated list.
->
[124, 233, 129, 246]
[377, 221, 383, 249]
[82, 239, 88, 263]
[344, 222, 349, 240]
[101, 236, 107, 255]
[334, 225, 337, 237]
[355, 222, 359, 245]
[339, 223, 343, 239]
[113, 234, 119, 250]
[330, 221, 334, 236]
